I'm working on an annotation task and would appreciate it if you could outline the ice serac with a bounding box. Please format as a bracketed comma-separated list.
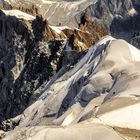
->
[2, 35, 140, 140]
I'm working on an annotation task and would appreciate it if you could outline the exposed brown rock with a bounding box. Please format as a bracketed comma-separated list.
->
[31, 15, 66, 42]
[62, 21, 108, 52]
[31, 15, 108, 52]
[12, 3, 38, 17]
[44, 21, 66, 42]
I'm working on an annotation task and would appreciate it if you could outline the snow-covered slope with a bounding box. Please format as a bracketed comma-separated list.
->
[2, 9, 35, 20]
[3, 36, 140, 140]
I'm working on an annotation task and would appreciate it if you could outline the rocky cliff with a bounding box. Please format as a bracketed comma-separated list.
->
[0, 9, 65, 126]
[0, 8, 107, 131]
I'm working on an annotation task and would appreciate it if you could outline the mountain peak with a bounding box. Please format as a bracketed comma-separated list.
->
[0, 1, 140, 140]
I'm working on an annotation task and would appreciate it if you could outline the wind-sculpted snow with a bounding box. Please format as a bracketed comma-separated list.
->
[2, 36, 140, 140]
[15, 36, 114, 127]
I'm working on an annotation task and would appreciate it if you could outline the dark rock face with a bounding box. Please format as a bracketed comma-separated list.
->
[0, 10, 66, 127]
[110, 14, 140, 47]
[109, 2, 140, 49]
[132, 0, 140, 13]
[76, 0, 133, 28]
[0, 10, 31, 122]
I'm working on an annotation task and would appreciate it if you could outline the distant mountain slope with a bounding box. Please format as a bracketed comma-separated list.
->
[2, 0, 97, 27]
[3, 0, 140, 49]
[2, 0, 139, 28]
[77, 0, 140, 48]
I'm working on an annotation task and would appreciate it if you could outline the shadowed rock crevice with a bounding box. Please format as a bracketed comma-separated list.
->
[0, 10, 66, 130]
[110, 14, 140, 48]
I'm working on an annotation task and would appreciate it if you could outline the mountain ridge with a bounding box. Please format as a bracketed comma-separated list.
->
[0, 0, 140, 140]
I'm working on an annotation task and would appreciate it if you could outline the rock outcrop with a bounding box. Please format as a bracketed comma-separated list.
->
[63, 21, 108, 51]
[0, 10, 66, 128]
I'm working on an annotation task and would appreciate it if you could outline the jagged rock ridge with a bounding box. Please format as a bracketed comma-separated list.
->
[0, 9, 65, 125]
